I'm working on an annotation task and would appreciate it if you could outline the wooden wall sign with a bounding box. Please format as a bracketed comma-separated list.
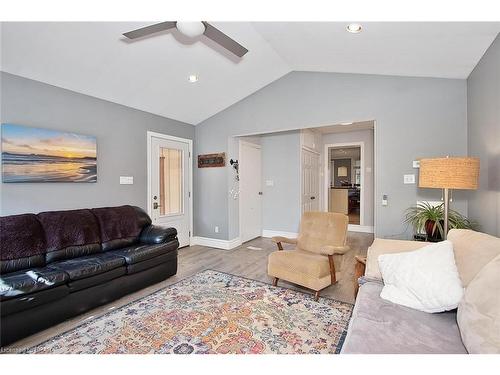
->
[198, 153, 226, 168]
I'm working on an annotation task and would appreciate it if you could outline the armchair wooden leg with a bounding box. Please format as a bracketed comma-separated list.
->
[314, 291, 320, 301]
[273, 277, 279, 286]
[328, 255, 337, 284]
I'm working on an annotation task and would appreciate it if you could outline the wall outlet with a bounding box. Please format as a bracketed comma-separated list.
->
[403, 174, 415, 184]
[119, 176, 134, 185]
[214, 226, 219, 233]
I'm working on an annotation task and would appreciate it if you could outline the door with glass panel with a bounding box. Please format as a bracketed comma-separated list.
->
[150, 135, 190, 247]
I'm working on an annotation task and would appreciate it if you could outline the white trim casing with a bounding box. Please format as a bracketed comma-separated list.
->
[191, 236, 242, 250]
[262, 227, 373, 238]
[261, 230, 299, 238]
[348, 225, 374, 233]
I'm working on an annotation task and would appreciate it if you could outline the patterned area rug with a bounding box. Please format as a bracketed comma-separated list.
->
[26, 270, 353, 354]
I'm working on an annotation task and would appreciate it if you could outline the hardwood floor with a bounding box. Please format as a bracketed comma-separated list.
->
[7, 232, 374, 351]
[348, 212, 360, 224]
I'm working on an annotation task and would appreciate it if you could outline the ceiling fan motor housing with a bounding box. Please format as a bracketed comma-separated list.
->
[176, 21, 206, 38]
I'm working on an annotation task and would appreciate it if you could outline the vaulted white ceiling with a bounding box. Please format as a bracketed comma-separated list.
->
[1, 22, 498, 125]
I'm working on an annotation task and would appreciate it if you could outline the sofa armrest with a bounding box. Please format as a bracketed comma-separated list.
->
[140, 225, 177, 245]
[365, 238, 428, 280]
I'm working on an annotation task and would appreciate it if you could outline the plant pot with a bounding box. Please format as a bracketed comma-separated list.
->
[425, 220, 443, 240]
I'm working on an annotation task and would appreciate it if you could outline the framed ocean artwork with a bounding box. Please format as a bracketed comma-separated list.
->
[1, 124, 97, 183]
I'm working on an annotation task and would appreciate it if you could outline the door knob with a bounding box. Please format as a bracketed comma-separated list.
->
[153, 202, 161, 209]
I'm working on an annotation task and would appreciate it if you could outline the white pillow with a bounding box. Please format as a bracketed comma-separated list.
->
[378, 240, 464, 313]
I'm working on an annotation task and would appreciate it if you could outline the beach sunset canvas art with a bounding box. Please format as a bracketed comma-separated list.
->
[1, 124, 97, 182]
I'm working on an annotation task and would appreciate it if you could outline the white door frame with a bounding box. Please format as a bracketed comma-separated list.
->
[146, 131, 193, 244]
[324, 141, 371, 233]
[238, 140, 262, 242]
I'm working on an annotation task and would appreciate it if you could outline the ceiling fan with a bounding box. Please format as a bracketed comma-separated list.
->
[123, 21, 249, 58]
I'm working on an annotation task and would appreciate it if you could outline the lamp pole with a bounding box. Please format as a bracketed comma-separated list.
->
[443, 188, 449, 240]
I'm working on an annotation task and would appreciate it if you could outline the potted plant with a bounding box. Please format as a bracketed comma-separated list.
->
[404, 202, 475, 240]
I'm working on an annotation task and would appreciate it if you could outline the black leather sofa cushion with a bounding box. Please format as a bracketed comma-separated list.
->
[0, 267, 68, 301]
[67, 267, 126, 292]
[140, 225, 177, 245]
[1, 255, 47, 276]
[1, 285, 69, 317]
[92, 206, 151, 251]
[0, 214, 47, 273]
[38, 209, 102, 263]
[126, 251, 177, 274]
[48, 253, 125, 281]
[109, 240, 178, 265]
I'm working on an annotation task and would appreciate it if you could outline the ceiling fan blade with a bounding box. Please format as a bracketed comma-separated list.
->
[123, 21, 177, 39]
[202, 22, 248, 57]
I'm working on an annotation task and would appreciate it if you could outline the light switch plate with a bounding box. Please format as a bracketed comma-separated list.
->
[265, 180, 274, 187]
[382, 194, 388, 206]
[404, 174, 415, 184]
[120, 176, 134, 185]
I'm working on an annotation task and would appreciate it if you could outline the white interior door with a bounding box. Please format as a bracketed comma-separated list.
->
[302, 148, 320, 213]
[150, 135, 191, 247]
[239, 141, 262, 243]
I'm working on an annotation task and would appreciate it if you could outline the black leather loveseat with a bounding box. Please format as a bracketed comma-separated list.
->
[0, 205, 178, 346]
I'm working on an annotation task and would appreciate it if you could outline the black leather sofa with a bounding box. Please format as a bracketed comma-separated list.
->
[0, 205, 178, 346]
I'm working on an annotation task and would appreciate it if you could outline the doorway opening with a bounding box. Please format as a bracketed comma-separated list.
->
[320, 120, 375, 233]
[326, 144, 362, 225]
[233, 120, 374, 242]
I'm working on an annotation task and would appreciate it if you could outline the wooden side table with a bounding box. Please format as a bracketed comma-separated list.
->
[354, 255, 367, 299]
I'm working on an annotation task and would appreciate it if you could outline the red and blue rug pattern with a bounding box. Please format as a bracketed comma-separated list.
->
[26, 270, 353, 354]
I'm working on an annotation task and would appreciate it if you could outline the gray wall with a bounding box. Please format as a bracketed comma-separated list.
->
[0, 72, 194, 215]
[261, 131, 301, 233]
[195, 71, 468, 240]
[467, 34, 500, 236]
[323, 129, 374, 227]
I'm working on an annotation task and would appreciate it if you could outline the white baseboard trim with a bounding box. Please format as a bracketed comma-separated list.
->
[348, 224, 374, 233]
[190, 236, 242, 250]
[261, 230, 299, 239]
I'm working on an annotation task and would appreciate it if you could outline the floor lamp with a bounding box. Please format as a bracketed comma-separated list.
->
[419, 157, 479, 240]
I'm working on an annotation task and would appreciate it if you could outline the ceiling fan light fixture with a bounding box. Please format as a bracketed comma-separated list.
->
[188, 74, 199, 83]
[176, 21, 206, 38]
[346, 23, 362, 34]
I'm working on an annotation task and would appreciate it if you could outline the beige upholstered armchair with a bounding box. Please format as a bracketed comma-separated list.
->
[267, 211, 350, 301]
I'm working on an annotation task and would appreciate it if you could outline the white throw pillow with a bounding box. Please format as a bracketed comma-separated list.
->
[378, 240, 464, 313]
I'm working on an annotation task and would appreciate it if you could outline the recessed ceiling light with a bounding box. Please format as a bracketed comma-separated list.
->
[346, 23, 362, 34]
[188, 74, 199, 83]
